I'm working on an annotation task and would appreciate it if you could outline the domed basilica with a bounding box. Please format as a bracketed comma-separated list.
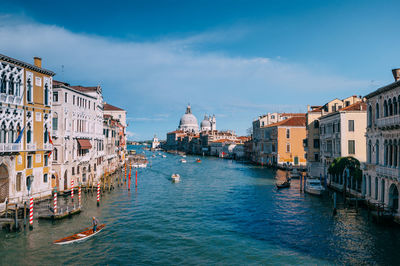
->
[178, 105, 216, 133]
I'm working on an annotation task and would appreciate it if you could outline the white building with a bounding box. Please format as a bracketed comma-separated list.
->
[52, 81, 104, 191]
[178, 105, 199, 133]
[151, 135, 160, 149]
[364, 69, 400, 219]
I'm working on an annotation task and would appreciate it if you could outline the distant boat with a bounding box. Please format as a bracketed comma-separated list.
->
[182, 155, 186, 158]
[152, 154, 156, 158]
[196, 158, 201, 163]
[305, 179, 325, 196]
[133, 163, 147, 168]
[276, 181, 290, 189]
[171, 174, 180, 182]
[180, 159, 187, 163]
[54, 224, 106, 245]
[289, 169, 301, 179]
[162, 155, 167, 158]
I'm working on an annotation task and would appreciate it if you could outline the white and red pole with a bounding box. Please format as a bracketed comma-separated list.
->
[29, 196, 33, 228]
[71, 180, 74, 200]
[53, 192, 57, 214]
[97, 181, 100, 206]
[78, 184, 81, 208]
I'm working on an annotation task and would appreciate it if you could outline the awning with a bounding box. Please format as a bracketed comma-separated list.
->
[77, 138, 92, 150]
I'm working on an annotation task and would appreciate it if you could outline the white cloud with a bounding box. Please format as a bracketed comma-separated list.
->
[0, 15, 373, 138]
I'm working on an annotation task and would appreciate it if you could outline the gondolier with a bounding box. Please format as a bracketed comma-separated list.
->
[92, 217, 99, 232]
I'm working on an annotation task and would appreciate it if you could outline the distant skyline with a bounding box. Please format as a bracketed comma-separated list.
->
[1, 0, 400, 140]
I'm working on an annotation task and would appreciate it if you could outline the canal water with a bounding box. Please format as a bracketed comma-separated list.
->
[1, 146, 400, 265]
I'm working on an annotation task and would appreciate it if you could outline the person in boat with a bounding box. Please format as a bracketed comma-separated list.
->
[92, 217, 99, 232]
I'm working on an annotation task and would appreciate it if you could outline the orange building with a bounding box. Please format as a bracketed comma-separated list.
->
[261, 115, 307, 168]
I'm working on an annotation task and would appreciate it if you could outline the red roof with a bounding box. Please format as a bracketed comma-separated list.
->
[340, 101, 366, 111]
[104, 103, 125, 111]
[266, 116, 306, 127]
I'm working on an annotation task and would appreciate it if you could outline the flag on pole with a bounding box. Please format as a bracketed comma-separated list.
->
[48, 133, 54, 157]
[14, 127, 25, 144]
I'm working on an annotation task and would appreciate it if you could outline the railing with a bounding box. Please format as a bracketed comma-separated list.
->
[376, 165, 400, 181]
[0, 143, 22, 152]
[377, 116, 400, 128]
[26, 143, 36, 151]
[43, 143, 53, 150]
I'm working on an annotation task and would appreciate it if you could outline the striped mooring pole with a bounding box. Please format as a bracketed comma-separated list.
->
[71, 180, 74, 200]
[53, 191, 57, 214]
[135, 170, 138, 187]
[97, 181, 100, 206]
[29, 196, 33, 228]
[125, 163, 127, 182]
[78, 185, 82, 208]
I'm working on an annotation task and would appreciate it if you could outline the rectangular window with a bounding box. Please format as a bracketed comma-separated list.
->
[53, 92, 58, 102]
[73, 95, 75, 105]
[286, 129, 290, 138]
[44, 154, 48, 166]
[313, 139, 320, 149]
[72, 167, 75, 175]
[348, 140, 355, 154]
[348, 120, 354, 132]
[27, 155, 32, 168]
[43, 173, 48, 183]
[16, 173, 22, 191]
[65, 92, 68, 103]
[53, 117, 58, 131]
[286, 143, 290, 152]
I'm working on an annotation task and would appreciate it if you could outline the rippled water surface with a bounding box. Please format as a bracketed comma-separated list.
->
[1, 146, 400, 265]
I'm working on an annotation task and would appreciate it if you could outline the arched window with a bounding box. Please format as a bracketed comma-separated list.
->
[26, 123, 32, 144]
[44, 84, 49, 106]
[0, 122, 6, 143]
[384, 100, 388, 117]
[0, 74, 6, 94]
[53, 148, 58, 161]
[376, 140, 380, 165]
[8, 75, 14, 95]
[389, 99, 393, 116]
[375, 177, 378, 200]
[44, 125, 49, 143]
[368, 105, 372, 127]
[376, 102, 380, 119]
[26, 78, 32, 103]
[394, 97, 398, 115]
[384, 140, 388, 166]
[368, 140, 372, 163]
[394, 140, 398, 168]
[8, 123, 14, 143]
[53, 112, 58, 131]
[15, 80, 20, 97]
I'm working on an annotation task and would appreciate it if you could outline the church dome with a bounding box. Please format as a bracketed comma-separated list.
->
[201, 115, 211, 131]
[179, 105, 199, 132]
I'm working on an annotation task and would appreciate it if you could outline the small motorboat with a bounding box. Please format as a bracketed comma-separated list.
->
[196, 158, 201, 163]
[180, 159, 187, 163]
[305, 178, 325, 196]
[276, 181, 290, 189]
[171, 174, 180, 182]
[152, 154, 156, 158]
[162, 155, 167, 158]
[54, 224, 106, 245]
[182, 155, 186, 158]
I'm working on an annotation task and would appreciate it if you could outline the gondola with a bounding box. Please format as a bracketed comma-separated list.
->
[54, 224, 106, 245]
[276, 181, 290, 189]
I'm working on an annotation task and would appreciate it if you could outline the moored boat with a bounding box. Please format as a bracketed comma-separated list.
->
[305, 179, 325, 196]
[180, 159, 187, 163]
[289, 169, 301, 179]
[53, 224, 106, 245]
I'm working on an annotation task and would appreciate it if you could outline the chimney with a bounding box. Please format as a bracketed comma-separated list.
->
[392, 68, 400, 81]
[34, 57, 42, 68]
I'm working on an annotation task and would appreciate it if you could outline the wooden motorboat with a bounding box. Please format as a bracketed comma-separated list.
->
[53, 224, 106, 245]
[171, 174, 180, 182]
[276, 181, 290, 189]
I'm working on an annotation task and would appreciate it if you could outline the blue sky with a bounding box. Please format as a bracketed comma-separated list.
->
[1, 0, 400, 140]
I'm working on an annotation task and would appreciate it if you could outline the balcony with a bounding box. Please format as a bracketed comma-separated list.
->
[376, 116, 400, 129]
[376, 165, 400, 181]
[43, 143, 53, 151]
[0, 143, 22, 152]
[26, 143, 37, 151]
[52, 129, 58, 138]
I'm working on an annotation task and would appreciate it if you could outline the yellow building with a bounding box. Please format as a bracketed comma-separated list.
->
[261, 115, 307, 167]
[0, 54, 55, 205]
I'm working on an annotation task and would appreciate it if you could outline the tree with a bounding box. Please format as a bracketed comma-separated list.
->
[328, 156, 362, 199]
